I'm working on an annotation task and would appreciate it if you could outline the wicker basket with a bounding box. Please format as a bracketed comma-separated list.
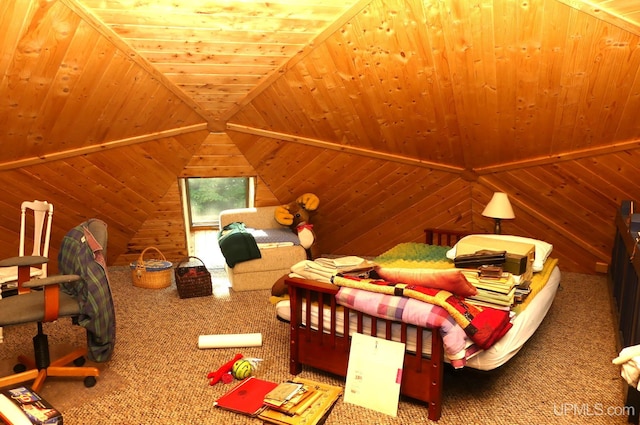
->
[175, 256, 212, 299]
[130, 247, 173, 289]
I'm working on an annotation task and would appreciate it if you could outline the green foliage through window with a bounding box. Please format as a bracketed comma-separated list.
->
[186, 177, 250, 227]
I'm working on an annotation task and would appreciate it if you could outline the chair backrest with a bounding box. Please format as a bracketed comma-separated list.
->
[19, 200, 54, 277]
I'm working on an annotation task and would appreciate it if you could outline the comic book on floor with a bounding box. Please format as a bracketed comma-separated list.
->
[0, 386, 63, 425]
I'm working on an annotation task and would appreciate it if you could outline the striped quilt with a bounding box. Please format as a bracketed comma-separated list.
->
[335, 285, 473, 368]
[333, 275, 513, 365]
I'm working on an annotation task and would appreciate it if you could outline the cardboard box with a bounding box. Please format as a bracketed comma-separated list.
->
[455, 236, 535, 281]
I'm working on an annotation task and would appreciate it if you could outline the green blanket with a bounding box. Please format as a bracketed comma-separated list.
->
[218, 222, 261, 268]
[374, 242, 454, 269]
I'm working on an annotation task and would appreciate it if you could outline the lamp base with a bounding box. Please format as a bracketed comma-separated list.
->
[493, 218, 502, 235]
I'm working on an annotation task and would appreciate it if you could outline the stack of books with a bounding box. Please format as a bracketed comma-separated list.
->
[262, 381, 314, 416]
[514, 280, 532, 303]
[462, 269, 517, 309]
[214, 377, 342, 425]
[259, 378, 342, 425]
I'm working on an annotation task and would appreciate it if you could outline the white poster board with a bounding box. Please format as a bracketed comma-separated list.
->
[344, 333, 405, 417]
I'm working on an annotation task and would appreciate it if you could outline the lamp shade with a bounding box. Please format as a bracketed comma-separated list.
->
[482, 192, 515, 219]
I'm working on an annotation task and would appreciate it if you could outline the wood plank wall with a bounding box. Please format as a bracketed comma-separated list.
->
[112, 132, 278, 267]
[4, 0, 640, 277]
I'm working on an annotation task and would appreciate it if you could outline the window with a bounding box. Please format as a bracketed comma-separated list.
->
[183, 177, 254, 228]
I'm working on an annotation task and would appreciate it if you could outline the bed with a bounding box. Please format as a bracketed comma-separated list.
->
[274, 229, 561, 421]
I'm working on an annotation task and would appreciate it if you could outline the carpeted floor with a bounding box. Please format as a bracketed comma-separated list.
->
[0, 267, 630, 424]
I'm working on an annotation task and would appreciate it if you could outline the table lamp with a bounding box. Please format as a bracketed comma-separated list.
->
[482, 192, 515, 234]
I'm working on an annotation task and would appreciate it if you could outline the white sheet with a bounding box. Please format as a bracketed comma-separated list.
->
[275, 265, 561, 371]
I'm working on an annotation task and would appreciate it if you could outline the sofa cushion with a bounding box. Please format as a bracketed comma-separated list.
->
[251, 228, 300, 245]
[231, 245, 307, 274]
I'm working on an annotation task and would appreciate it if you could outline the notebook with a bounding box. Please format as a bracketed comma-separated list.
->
[213, 376, 278, 416]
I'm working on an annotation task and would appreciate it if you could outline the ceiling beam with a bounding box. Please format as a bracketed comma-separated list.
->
[226, 123, 465, 173]
[0, 124, 208, 171]
[474, 138, 640, 174]
[556, 0, 640, 37]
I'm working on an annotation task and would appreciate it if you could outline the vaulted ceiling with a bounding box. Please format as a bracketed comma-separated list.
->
[2, 0, 640, 274]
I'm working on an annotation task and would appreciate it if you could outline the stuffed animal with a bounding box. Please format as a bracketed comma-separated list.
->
[274, 193, 319, 251]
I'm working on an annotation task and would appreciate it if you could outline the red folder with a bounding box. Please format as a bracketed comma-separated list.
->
[213, 376, 278, 416]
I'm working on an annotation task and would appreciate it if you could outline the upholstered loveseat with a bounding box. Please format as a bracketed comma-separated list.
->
[218, 206, 307, 291]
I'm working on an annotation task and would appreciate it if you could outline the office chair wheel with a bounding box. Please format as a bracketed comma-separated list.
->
[73, 356, 86, 367]
[13, 363, 26, 373]
[84, 376, 97, 388]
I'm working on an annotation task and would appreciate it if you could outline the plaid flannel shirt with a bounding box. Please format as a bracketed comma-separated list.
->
[59, 219, 116, 362]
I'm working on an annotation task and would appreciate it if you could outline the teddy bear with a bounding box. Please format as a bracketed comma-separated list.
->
[274, 192, 319, 251]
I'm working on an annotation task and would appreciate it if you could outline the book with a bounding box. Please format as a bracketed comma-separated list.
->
[258, 378, 342, 425]
[467, 286, 516, 307]
[263, 382, 316, 415]
[0, 387, 62, 425]
[213, 376, 278, 417]
[263, 382, 305, 408]
[462, 270, 516, 294]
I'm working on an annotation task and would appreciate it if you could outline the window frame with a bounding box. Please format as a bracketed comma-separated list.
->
[182, 177, 255, 230]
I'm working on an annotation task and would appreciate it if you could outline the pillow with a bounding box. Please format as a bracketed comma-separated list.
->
[446, 234, 553, 272]
[375, 267, 477, 297]
[249, 228, 300, 245]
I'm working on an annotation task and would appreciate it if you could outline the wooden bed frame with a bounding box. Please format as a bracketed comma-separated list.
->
[285, 229, 470, 421]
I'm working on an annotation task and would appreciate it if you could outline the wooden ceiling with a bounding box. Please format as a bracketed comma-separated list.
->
[2, 0, 640, 274]
[78, 0, 363, 125]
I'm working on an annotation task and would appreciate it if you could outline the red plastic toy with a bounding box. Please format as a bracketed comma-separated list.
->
[207, 353, 243, 385]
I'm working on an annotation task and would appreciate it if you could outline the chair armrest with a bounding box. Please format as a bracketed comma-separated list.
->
[22, 274, 81, 289]
[0, 255, 48, 268]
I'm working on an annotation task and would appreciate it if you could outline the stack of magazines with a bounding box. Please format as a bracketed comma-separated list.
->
[259, 378, 342, 425]
[214, 377, 342, 425]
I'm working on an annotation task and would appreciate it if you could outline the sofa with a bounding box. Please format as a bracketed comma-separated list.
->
[218, 206, 307, 291]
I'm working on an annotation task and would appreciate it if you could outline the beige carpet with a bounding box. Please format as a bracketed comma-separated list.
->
[0, 267, 629, 424]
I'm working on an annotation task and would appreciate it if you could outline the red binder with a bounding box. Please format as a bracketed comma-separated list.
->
[213, 376, 278, 416]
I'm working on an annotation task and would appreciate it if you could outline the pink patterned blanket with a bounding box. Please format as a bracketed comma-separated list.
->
[335, 286, 475, 368]
[333, 276, 513, 359]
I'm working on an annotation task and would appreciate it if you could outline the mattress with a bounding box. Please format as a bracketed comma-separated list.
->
[275, 265, 561, 371]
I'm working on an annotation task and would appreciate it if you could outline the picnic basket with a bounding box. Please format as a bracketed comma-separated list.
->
[130, 247, 173, 289]
[175, 256, 212, 299]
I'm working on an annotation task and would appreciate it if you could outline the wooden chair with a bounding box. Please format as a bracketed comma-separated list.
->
[0, 200, 54, 343]
[0, 200, 54, 286]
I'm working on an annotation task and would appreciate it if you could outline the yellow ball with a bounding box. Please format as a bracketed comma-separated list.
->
[231, 359, 253, 380]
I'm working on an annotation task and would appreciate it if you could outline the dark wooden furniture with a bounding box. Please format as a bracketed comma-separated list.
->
[424, 228, 469, 247]
[286, 276, 444, 421]
[286, 228, 468, 421]
[610, 203, 640, 424]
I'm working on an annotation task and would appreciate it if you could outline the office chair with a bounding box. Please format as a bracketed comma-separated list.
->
[0, 219, 114, 392]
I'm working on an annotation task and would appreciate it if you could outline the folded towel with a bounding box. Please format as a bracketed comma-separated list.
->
[289, 260, 337, 283]
[315, 256, 365, 269]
